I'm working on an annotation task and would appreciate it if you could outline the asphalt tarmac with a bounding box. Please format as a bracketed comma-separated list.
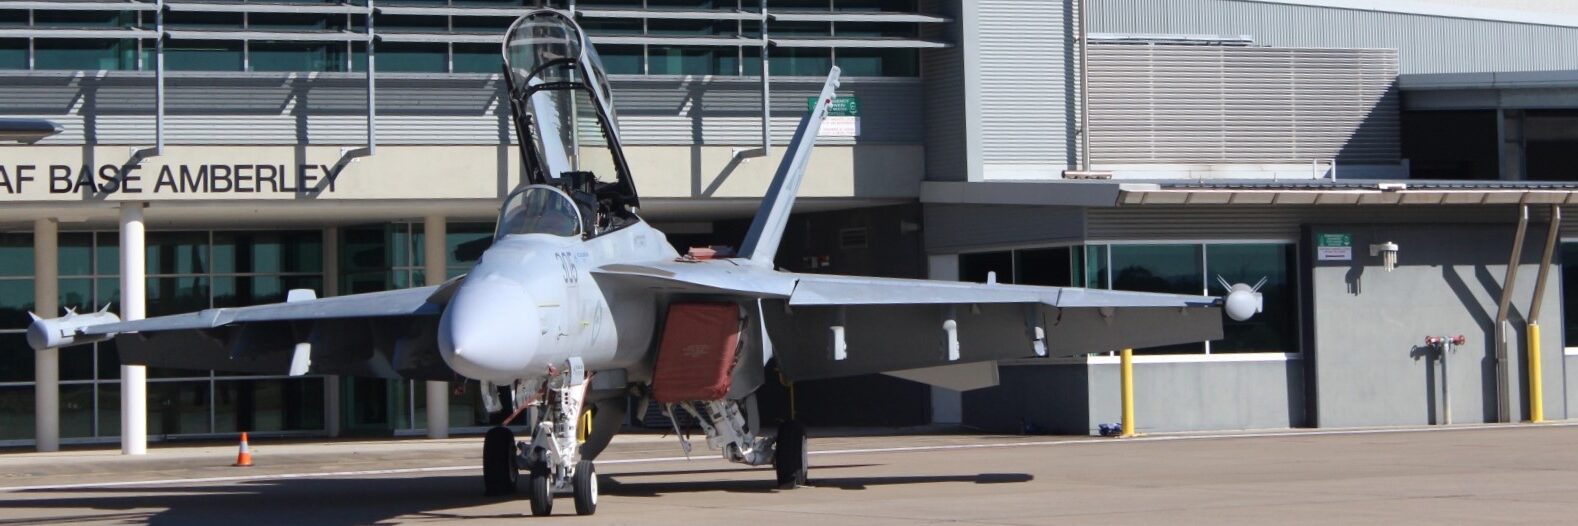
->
[4, 424, 1578, 525]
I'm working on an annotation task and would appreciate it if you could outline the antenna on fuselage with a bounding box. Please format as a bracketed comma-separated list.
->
[737, 66, 842, 267]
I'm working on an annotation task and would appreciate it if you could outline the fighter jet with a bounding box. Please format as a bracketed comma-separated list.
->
[27, 10, 1261, 517]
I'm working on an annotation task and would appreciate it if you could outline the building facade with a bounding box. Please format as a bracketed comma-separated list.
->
[5, 0, 1578, 449]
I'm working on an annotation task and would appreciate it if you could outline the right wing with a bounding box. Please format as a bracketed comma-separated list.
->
[593, 261, 1224, 382]
[32, 279, 462, 380]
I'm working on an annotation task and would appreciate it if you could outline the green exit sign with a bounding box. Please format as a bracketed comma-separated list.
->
[808, 96, 860, 116]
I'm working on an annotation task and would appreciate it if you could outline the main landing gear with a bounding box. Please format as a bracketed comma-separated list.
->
[666, 396, 810, 489]
[481, 358, 600, 516]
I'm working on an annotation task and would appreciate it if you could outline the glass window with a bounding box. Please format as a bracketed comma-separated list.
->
[647, 19, 723, 36]
[497, 187, 584, 238]
[0, 10, 26, 27]
[580, 19, 644, 36]
[58, 233, 93, 277]
[146, 276, 209, 317]
[774, 0, 832, 11]
[0, 39, 25, 70]
[97, 383, 119, 436]
[453, 43, 503, 74]
[167, 41, 244, 71]
[33, 39, 137, 71]
[648, 46, 718, 75]
[835, 48, 917, 76]
[596, 45, 643, 75]
[1111, 244, 1205, 353]
[213, 275, 323, 308]
[959, 250, 1012, 284]
[837, 0, 916, 11]
[215, 378, 324, 432]
[0, 333, 34, 382]
[146, 381, 212, 435]
[165, 11, 243, 30]
[373, 14, 446, 32]
[646, 0, 724, 8]
[213, 231, 323, 274]
[1563, 243, 1578, 347]
[834, 22, 917, 38]
[0, 385, 34, 440]
[0, 280, 34, 330]
[453, 16, 518, 32]
[60, 384, 94, 438]
[769, 47, 831, 76]
[0, 232, 30, 277]
[250, 42, 348, 72]
[1084, 244, 1109, 289]
[250, 13, 339, 30]
[32, 11, 129, 28]
[1207, 244, 1297, 353]
[1015, 247, 1073, 287]
[58, 278, 93, 318]
[146, 231, 209, 275]
[771, 21, 832, 36]
[95, 232, 119, 276]
[378, 42, 447, 72]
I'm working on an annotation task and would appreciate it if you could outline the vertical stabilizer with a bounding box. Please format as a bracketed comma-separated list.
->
[737, 66, 842, 267]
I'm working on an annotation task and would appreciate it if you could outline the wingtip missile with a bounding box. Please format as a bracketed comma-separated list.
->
[26, 309, 121, 350]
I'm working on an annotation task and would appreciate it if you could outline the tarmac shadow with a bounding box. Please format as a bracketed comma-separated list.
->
[603, 471, 1033, 497]
[9, 475, 506, 526]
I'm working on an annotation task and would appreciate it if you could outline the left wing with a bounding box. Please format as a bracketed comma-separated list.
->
[30, 279, 463, 380]
[593, 261, 1223, 382]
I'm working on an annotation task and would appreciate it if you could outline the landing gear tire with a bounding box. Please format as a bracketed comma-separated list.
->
[774, 420, 808, 489]
[528, 458, 554, 516]
[572, 459, 598, 515]
[482, 426, 518, 496]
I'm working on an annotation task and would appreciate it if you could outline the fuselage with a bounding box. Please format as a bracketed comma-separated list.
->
[436, 220, 678, 383]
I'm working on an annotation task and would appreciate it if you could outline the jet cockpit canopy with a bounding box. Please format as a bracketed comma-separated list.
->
[502, 10, 639, 229]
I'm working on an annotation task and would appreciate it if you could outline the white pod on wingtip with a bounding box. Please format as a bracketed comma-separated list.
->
[26, 310, 120, 350]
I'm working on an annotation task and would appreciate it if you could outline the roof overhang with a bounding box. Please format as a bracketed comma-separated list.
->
[923, 180, 1578, 208]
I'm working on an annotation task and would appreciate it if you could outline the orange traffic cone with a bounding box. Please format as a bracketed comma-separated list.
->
[233, 432, 253, 467]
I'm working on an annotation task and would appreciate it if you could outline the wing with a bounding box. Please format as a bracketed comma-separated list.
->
[593, 262, 1224, 382]
[40, 279, 462, 381]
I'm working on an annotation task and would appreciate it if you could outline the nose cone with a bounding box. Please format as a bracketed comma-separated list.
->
[438, 279, 540, 382]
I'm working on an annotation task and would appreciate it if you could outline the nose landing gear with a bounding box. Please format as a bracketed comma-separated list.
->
[483, 358, 600, 516]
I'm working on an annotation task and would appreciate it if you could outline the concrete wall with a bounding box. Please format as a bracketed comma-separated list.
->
[1308, 223, 1567, 427]
[963, 357, 1304, 434]
[1087, 357, 1307, 433]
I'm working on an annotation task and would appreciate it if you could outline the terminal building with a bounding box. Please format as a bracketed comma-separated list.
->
[4, 0, 1578, 450]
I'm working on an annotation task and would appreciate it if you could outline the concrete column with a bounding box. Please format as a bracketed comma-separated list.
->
[423, 216, 449, 439]
[1499, 109, 1527, 181]
[927, 254, 964, 425]
[33, 218, 59, 452]
[120, 203, 147, 455]
[322, 227, 341, 438]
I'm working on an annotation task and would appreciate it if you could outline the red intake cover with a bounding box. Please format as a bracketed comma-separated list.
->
[651, 302, 742, 403]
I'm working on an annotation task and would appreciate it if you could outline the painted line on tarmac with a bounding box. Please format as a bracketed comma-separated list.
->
[6, 422, 1575, 493]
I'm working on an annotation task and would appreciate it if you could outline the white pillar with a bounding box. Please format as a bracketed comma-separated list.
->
[33, 218, 59, 452]
[423, 216, 449, 439]
[321, 227, 341, 438]
[120, 203, 147, 455]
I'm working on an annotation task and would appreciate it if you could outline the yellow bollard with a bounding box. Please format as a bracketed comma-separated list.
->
[1120, 348, 1135, 437]
[1528, 323, 1544, 423]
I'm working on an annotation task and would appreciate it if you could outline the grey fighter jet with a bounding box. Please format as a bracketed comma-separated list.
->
[27, 10, 1261, 517]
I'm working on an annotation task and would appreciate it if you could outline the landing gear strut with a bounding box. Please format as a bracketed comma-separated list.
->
[666, 397, 810, 489]
[521, 358, 599, 516]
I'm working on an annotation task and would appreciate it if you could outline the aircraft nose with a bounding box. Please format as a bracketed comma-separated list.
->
[438, 278, 539, 382]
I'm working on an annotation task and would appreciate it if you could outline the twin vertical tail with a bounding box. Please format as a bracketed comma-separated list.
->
[736, 66, 843, 267]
